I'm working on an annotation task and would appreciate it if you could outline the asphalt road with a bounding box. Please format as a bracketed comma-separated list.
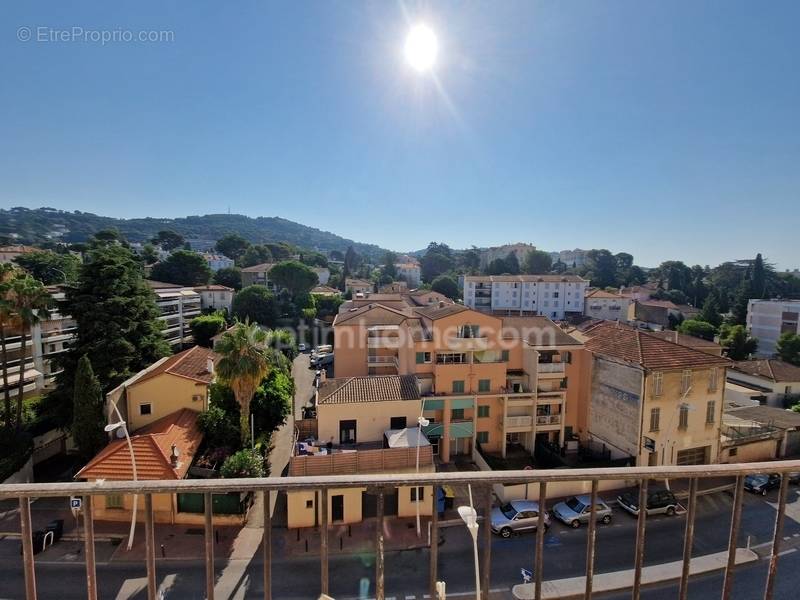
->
[2, 485, 800, 599]
[291, 352, 316, 421]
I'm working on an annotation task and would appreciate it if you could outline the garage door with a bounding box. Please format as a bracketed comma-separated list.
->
[676, 446, 709, 465]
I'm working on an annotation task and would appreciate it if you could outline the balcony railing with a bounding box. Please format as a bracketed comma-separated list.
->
[537, 362, 565, 374]
[3, 460, 800, 600]
[536, 414, 561, 425]
[505, 415, 533, 429]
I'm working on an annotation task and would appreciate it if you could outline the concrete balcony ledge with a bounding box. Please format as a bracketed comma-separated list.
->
[512, 548, 757, 599]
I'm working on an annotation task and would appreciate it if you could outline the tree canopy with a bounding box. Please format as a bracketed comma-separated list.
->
[214, 267, 242, 291]
[677, 319, 717, 341]
[420, 242, 454, 283]
[150, 230, 185, 251]
[215, 234, 250, 261]
[777, 332, 800, 366]
[71, 355, 105, 460]
[231, 285, 279, 327]
[268, 260, 319, 298]
[719, 324, 758, 361]
[14, 250, 81, 285]
[150, 250, 211, 286]
[191, 313, 227, 347]
[522, 250, 552, 274]
[431, 275, 460, 299]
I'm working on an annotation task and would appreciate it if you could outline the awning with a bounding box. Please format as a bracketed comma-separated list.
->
[384, 428, 430, 449]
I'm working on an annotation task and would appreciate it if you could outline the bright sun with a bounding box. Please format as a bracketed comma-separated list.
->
[404, 24, 438, 72]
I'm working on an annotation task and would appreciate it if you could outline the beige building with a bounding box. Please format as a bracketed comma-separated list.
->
[0, 245, 37, 264]
[727, 359, 800, 408]
[345, 278, 373, 295]
[194, 284, 234, 313]
[578, 322, 731, 466]
[583, 289, 631, 321]
[287, 375, 433, 528]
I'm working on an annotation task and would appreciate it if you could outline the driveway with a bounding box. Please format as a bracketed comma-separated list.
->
[291, 352, 316, 420]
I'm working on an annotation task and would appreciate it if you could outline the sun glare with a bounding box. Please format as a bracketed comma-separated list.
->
[404, 24, 438, 72]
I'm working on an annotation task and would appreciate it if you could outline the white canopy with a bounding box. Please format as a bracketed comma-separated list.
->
[384, 427, 430, 449]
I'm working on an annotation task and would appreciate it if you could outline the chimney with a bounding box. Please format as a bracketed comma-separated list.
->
[170, 444, 180, 467]
[206, 356, 214, 374]
[438, 300, 446, 308]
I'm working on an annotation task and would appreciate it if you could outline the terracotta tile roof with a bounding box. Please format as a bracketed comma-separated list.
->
[405, 291, 454, 306]
[318, 375, 421, 404]
[0, 245, 37, 253]
[346, 278, 373, 287]
[146, 279, 187, 289]
[646, 330, 722, 350]
[193, 284, 233, 292]
[585, 289, 626, 299]
[333, 304, 410, 326]
[311, 285, 341, 295]
[76, 409, 203, 481]
[134, 346, 219, 386]
[501, 316, 583, 348]
[638, 299, 678, 309]
[584, 326, 730, 371]
[240, 262, 276, 273]
[731, 359, 800, 383]
[413, 303, 470, 320]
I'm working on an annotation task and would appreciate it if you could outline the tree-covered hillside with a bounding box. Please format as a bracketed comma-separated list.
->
[0, 207, 385, 259]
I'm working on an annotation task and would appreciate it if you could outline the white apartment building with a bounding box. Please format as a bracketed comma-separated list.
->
[747, 299, 800, 356]
[557, 249, 588, 268]
[395, 262, 421, 287]
[194, 284, 234, 313]
[202, 253, 234, 272]
[463, 275, 589, 320]
[583, 289, 631, 321]
[147, 281, 202, 348]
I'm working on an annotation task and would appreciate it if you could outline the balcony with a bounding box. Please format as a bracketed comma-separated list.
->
[536, 414, 561, 427]
[367, 337, 400, 349]
[367, 355, 399, 370]
[3, 461, 800, 600]
[505, 415, 533, 431]
[537, 362, 565, 376]
[536, 390, 566, 402]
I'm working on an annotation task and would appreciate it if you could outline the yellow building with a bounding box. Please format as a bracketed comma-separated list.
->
[287, 375, 433, 529]
[332, 302, 584, 464]
[106, 345, 218, 431]
[580, 323, 731, 466]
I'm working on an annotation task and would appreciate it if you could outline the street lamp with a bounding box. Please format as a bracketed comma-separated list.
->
[104, 407, 138, 551]
[458, 484, 481, 599]
[415, 415, 430, 537]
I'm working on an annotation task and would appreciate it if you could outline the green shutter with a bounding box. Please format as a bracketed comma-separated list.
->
[416, 352, 425, 364]
[478, 379, 490, 392]
[452, 380, 465, 393]
[501, 350, 510, 362]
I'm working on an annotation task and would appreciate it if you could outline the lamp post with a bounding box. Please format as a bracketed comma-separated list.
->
[415, 415, 430, 537]
[458, 484, 481, 599]
[104, 404, 138, 551]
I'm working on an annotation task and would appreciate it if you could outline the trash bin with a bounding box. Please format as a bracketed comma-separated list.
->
[46, 519, 64, 542]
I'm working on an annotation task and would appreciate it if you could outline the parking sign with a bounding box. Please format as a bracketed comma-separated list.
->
[70, 497, 82, 511]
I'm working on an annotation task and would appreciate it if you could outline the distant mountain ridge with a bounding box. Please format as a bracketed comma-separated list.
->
[0, 207, 386, 258]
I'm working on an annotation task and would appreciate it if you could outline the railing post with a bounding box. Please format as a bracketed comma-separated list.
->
[632, 478, 648, 600]
[320, 489, 329, 595]
[722, 475, 745, 600]
[263, 491, 272, 600]
[19, 496, 37, 600]
[376, 488, 385, 600]
[534, 481, 547, 600]
[144, 494, 156, 600]
[482, 486, 492, 600]
[83, 496, 97, 600]
[584, 479, 598, 600]
[204, 492, 214, 600]
[679, 478, 698, 600]
[429, 485, 439, 599]
[764, 474, 790, 600]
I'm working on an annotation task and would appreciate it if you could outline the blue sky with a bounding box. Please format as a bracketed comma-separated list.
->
[1, 1, 798, 269]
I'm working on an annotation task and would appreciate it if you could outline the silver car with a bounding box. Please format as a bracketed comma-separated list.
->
[552, 495, 612, 529]
[491, 500, 550, 538]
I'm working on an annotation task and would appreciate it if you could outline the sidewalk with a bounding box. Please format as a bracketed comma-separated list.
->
[511, 548, 758, 599]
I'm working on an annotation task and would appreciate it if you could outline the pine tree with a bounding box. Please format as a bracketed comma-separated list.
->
[71, 355, 105, 460]
[698, 289, 723, 328]
[46, 243, 170, 427]
[731, 278, 753, 326]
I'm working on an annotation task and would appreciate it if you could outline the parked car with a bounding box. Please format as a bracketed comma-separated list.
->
[788, 472, 800, 485]
[490, 501, 550, 538]
[744, 473, 782, 495]
[552, 495, 613, 528]
[617, 488, 679, 517]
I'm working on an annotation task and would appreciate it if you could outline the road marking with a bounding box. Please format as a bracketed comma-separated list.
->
[778, 548, 797, 557]
[114, 577, 147, 600]
[784, 536, 791, 540]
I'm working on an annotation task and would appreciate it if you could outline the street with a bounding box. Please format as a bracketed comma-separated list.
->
[2, 484, 799, 599]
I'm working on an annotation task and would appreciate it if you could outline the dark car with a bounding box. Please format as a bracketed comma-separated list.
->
[744, 473, 781, 495]
[617, 488, 679, 517]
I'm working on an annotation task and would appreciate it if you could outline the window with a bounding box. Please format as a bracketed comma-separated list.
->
[458, 324, 480, 338]
[476, 431, 489, 444]
[416, 351, 432, 364]
[681, 370, 692, 394]
[478, 405, 490, 418]
[678, 404, 689, 430]
[106, 495, 124, 509]
[305, 499, 314, 509]
[649, 407, 660, 432]
[653, 372, 663, 397]
[139, 403, 152, 416]
[706, 401, 716, 424]
[501, 350, 510, 362]
[785, 385, 793, 395]
[553, 292, 559, 298]
[410, 487, 425, 502]
[562, 351, 572, 364]
[436, 352, 467, 364]
[478, 379, 490, 393]
[390, 416, 407, 430]
[729, 448, 738, 457]
[452, 380, 465, 393]
[451, 408, 465, 420]
[708, 368, 718, 392]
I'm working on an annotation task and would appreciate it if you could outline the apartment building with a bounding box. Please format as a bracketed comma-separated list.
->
[147, 281, 202, 348]
[747, 299, 800, 356]
[577, 322, 730, 466]
[201, 253, 234, 272]
[478, 243, 536, 270]
[287, 374, 432, 528]
[627, 299, 681, 330]
[583, 289, 631, 321]
[193, 284, 234, 313]
[463, 275, 589, 320]
[395, 262, 421, 287]
[726, 359, 800, 408]
[345, 278, 373, 295]
[332, 302, 584, 463]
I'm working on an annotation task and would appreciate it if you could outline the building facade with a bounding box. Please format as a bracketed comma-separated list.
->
[583, 289, 631, 321]
[201, 253, 234, 272]
[395, 263, 421, 288]
[463, 275, 589, 320]
[478, 243, 536, 270]
[194, 285, 234, 313]
[147, 281, 202, 348]
[747, 299, 800, 356]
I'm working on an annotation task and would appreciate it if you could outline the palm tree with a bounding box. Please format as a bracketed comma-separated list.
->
[0, 264, 18, 430]
[9, 274, 51, 431]
[215, 321, 271, 445]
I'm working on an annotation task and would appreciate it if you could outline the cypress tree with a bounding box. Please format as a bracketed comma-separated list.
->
[71, 355, 105, 460]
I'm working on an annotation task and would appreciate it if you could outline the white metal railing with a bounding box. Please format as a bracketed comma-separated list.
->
[538, 362, 565, 374]
[505, 415, 533, 428]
